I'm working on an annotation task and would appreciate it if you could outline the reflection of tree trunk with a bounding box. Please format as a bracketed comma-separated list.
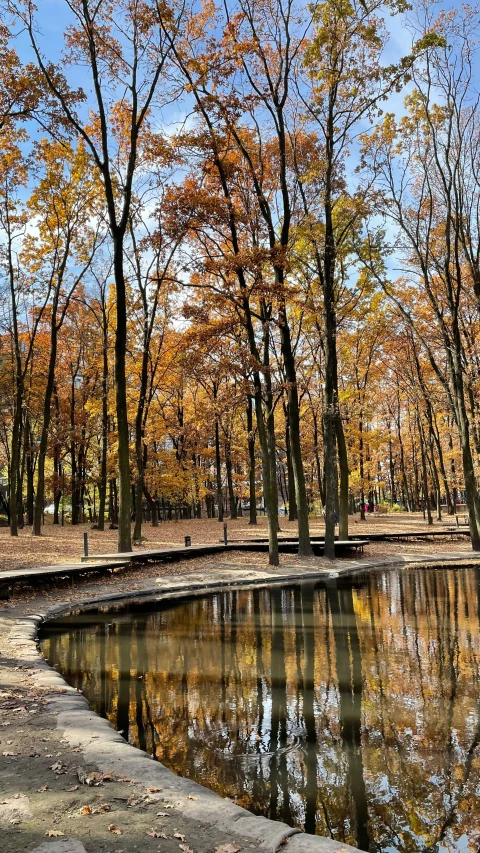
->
[135, 617, 148, 753]
[253, 589, 264, 734]
[411, 571, 426, 705]
[464, 567, 480, 779]
[302, 584, 319, 835]
[433, 570, 479, 844]
[251, 588, 267, 808]
[220, 593, 227, 723]
[293, 588, 304, 720]
[327, 581, 370, 851]
[269, 588, 290, 823]
[117, 620, 132, 741]
[97, 620, 107, 720]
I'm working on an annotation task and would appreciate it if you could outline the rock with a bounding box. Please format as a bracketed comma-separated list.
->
[0, 795, 32, 826]
[30, 839, 87, 853]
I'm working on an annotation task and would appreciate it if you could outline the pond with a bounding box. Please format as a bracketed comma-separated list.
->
[39, 567, 480, 852]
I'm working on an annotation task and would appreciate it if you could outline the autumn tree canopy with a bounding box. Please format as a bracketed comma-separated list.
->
[0, 0, 479, 564]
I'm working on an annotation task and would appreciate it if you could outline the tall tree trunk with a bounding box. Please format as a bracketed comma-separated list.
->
[432, 417, 453, 515]
[359, 410, 365, 521]
[312, 410, 325, 508]
[417, 413, 433, 526]
[97, 313, 108, 531]
[278, 301, 312, 555]
[215, 415, 223, 522]
[247, 396, 257, 526]
[388, 433, 396, 507]
[113, 236, 132, 552]
[336, 414, 349, 540]
[8, 229, 24, 537]
[225, 437, 237, 519]
[284, 401, 297, 521]
[395, 398, 411, 511]
[427, 429, 442, 521]
[25, 417, 34, 526]
[53, 386, 61, 525]
[323, 91, 339, 560]
[33, 295, 60, 536]
[70, 365, 79, 526]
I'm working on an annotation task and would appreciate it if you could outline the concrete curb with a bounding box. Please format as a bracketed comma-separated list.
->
[10, 556, 480, 853]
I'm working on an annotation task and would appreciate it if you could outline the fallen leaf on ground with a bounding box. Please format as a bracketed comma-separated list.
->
[147, 829, 161, 838]
[156, 811, 169, 817]
[187, 794, 198, 800]
[37, 785, 49, 792]
[179, 845, 193, 853]
[215, 845, 241, 853]
[50, 762, 67, 774]
[101, 770, 115, 781]
[66, 785, 78, 792]
[108, 824, 122, 835]
[78, 806, 92, 815]
[146, 786, 161, 793]
[174, 833, 186, 841]
[91, 803, 111, 814]
[45, 830, 65, 838]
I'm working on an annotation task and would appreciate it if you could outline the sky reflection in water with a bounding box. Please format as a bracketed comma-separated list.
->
[40, 567, 480, 852]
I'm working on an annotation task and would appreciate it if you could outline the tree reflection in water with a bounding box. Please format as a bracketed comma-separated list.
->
[40, 567, 480, 852]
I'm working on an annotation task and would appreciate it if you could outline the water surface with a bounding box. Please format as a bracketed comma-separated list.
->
[40, 568, 480, 852]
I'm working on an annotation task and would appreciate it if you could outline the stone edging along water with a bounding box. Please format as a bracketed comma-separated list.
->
[10, 556, 480, 853]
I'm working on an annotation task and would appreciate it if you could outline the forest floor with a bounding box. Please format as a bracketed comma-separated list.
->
[0, 510, 472, 574]
[0, 512, 478, 853]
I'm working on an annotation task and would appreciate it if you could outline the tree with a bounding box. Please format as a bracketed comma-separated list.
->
[15, 0, 177, 551]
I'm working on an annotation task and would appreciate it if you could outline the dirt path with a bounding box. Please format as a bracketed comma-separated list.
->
[0, 511, 469, 574]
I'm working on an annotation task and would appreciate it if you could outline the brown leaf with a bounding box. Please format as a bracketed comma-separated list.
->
[91, 803, 111, 814]
[108, 824, 122, 835]
[101, 770, 115, 782]
[36, 785, 49, 793]
[45, 830, 65, 838]
[147, 829, 161, 838]
[66, 785, 78, 792]
[146, 786, 162, 793]
[215, 845, 241, 853]
[179, 845, 193, 853]
[78, 805, 92, 815]
[174, 833, 186, 842]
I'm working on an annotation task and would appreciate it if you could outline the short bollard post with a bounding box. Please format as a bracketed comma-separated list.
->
[185, 535, 191, 547]
[83, 531, 89, 557]
[223, 522, 228, 546]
